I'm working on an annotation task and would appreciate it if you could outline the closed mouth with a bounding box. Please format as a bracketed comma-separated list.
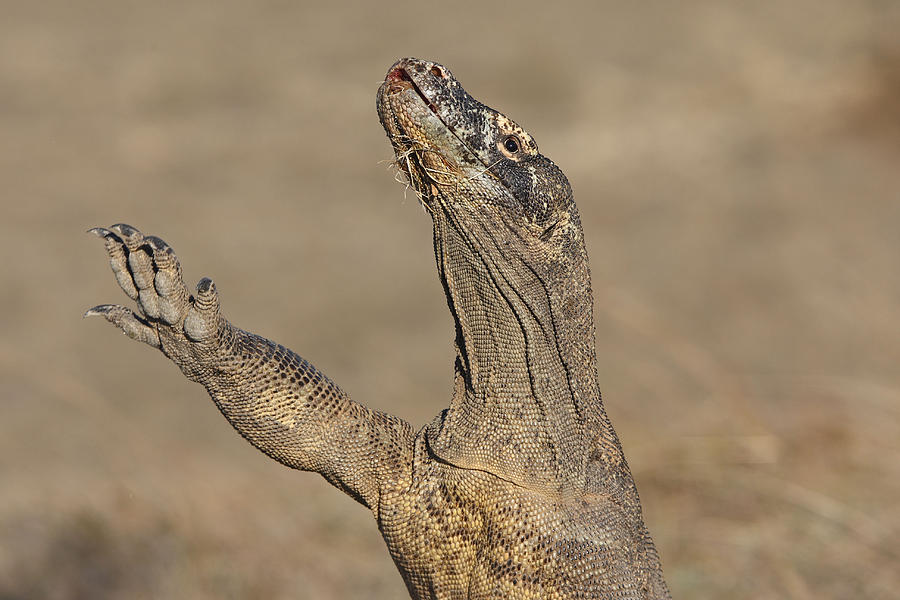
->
[383, 66, 441, 117]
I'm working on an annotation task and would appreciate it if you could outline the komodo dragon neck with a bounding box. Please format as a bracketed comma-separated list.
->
[378, 59, 626, 496]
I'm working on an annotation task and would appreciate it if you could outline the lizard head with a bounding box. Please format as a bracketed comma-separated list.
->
[377, 57, 576, 234]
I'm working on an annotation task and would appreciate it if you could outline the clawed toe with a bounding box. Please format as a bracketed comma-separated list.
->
[91, 226, 138, 300]
[84, 303, 160, 347]
[146, 235, 190, 325]
[183, 278, 221, 342]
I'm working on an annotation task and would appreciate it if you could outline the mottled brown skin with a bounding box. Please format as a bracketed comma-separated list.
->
[87, 58, 670, 599]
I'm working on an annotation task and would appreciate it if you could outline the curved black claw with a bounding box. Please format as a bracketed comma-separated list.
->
[88, 226, 113, 238]
[109, 223, 141, 243]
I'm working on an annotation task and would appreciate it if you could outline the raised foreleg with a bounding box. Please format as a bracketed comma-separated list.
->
[87, 224, 413, 510]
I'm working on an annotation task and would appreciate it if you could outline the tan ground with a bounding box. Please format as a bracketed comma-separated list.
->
[2, 1, 899, 598]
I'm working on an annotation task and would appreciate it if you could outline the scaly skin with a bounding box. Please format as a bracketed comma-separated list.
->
[87, 58, 670, 599]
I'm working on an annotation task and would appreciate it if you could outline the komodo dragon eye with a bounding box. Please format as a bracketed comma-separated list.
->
[501, 135, 521, 155]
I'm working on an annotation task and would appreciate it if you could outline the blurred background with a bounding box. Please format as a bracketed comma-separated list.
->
[2, 1, 898, 598]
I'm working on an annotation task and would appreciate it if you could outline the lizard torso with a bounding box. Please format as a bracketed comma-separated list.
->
[379, 437, 663, 598]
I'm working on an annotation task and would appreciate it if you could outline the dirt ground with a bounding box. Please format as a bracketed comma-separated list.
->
[2, 1, 898, 598]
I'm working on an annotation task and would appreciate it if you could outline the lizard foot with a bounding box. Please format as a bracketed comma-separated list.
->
[86, 224, 222, 353]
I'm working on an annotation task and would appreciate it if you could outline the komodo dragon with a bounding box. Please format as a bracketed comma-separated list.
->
[87, 57, 671, 599]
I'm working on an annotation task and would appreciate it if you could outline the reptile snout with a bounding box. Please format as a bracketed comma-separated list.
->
[384, 58, 452, 88]
[384, 63, 413, 95]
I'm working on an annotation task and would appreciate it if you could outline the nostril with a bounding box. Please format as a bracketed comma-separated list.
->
[430, 65, 445, 78]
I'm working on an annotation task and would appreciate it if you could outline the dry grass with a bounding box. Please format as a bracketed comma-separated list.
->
[1, 1, 898, 598]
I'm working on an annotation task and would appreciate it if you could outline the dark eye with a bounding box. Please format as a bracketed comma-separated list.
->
[503, 135, 520, 154]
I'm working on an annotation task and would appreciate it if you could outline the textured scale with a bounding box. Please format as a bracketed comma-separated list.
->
[87, 58, 670, 599]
